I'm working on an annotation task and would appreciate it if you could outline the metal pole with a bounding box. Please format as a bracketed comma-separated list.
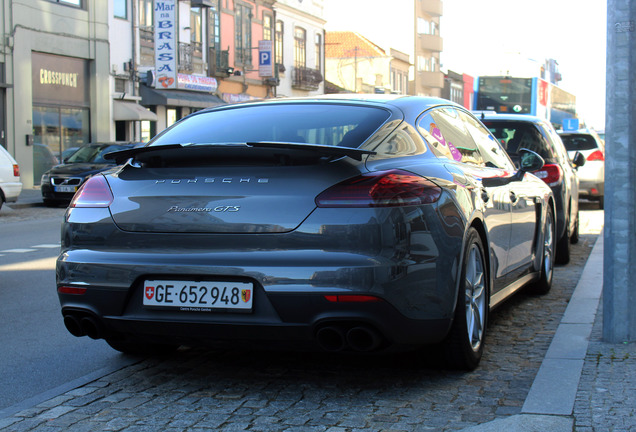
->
[603, 0, 636, 342]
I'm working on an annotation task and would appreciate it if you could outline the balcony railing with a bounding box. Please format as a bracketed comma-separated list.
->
[292, 66, 323, 91]
[418, 34, 443, 52]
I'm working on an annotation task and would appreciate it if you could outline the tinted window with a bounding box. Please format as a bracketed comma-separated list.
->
[559, 134, 599, 151]
[418, 108, 483, 166]
[483, 120, 556, 162]
[149, 104, 391, 148]
[459, 111, 514, 170]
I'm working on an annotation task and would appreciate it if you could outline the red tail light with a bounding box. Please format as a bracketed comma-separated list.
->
[12, 164, 20, 177]
[587, 150, 604, 161]
[315, 169, 442, 208]
[533, 164, 562, 187]
[70, 175, 113, 208]
[58, 286, 87, 295]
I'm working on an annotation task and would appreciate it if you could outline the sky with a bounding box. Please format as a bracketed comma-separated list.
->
[323, 0, 608, 130]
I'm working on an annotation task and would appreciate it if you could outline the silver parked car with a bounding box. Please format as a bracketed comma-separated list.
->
[57, 95, 556, 370]
[558, 130, 605, 209]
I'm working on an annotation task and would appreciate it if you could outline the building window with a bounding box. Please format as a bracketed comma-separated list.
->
[115, 78, 126, 93]
[191, 7, 203, 57]
[208, 4, 223, 72]
[294, 27, 306, 68]
[139, 0, 153, 28]
[46, 0, 82, 7]
[417, 17, 430, 35]
[275, 20, 284, 66]
[235, 3, 253, 66]
[114, 0, 127, 19]
[314, 33, 321, 71]
[263, 14, 272, 41]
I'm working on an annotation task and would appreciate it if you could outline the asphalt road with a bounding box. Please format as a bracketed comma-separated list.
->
[0, 206, 139, 417]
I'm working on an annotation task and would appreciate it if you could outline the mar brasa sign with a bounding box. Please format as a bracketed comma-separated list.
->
[154, 0, 177, 89]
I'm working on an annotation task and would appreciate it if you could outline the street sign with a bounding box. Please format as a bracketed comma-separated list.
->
[259, 40, 273, 77]
[563, 118, 580, 131]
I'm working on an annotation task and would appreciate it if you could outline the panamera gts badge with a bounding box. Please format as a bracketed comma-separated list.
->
[167, 205, 240, 212]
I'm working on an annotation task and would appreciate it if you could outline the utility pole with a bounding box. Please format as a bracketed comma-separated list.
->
[603, 0, 636, 342]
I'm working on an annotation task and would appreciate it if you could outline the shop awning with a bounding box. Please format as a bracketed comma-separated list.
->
[113, 101, 158, 121]
[140, 85, 227, 109]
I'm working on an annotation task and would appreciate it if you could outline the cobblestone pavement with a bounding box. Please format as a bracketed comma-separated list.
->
[0, 208, 601, 432]
[574, 305, 636, 431]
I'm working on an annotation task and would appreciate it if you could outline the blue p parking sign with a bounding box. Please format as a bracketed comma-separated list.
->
[258, 40, 273, 77]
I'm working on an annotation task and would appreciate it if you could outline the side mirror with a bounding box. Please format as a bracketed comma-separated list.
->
[481, 149, 545, 187]
[572, 151, 586, 168]
[518, 148, 545, 172]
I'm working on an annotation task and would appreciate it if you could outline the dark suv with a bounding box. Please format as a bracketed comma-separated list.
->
[479, 114, 585, 264]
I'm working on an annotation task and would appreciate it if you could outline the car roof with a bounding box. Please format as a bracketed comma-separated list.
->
[200, 94, 461, 115]
[477, 113, 546, 123]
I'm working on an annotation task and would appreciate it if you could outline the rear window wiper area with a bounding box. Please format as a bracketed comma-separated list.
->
[104, 142, 376, 167]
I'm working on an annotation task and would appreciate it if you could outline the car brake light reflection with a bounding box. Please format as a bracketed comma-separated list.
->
[533, 164, 562, 187]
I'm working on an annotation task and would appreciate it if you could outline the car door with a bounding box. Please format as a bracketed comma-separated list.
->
[461, 111, 539, 277]
[419, 107, 513, 293]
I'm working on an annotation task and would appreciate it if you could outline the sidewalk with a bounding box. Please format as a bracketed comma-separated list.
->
[6, 187, 43, 209]
[463, 233, 636, 431]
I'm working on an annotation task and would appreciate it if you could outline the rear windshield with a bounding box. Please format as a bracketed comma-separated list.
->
[149, 103, 391, 148]
[559, 135, 599, 151]
[483, 120, 555, 161]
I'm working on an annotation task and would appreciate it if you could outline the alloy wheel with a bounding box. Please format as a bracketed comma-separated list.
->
[464, 244, 486, 351]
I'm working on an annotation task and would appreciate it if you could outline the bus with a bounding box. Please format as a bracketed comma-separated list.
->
[474, 76, 577, 128]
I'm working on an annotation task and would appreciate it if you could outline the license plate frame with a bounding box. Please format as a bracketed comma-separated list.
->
[143, 279, 253, 312]
[54, 185, 77, 193]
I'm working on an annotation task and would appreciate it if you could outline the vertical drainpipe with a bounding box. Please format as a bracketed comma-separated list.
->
[131, 0, 138, 141]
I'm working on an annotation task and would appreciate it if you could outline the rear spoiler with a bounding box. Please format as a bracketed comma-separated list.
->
[104, 142, 376, 165]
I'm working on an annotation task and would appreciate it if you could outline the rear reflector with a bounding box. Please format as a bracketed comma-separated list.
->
[316, 169, 442, 208]
[324, 295, 382, 303]
[70, 175, 113, 208]
[13, 164, 20, 177]
[58, 286, 87, 295]
[587, 150, 604, 161]
[533, 164, 562, 187]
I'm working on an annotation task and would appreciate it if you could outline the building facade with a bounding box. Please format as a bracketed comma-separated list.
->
[323, 0, 444, 97]
[2, 0, 111, 188]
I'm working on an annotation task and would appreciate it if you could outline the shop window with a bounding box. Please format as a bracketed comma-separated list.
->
[32, 106, 90, 184]
[167, 108, 178, 128]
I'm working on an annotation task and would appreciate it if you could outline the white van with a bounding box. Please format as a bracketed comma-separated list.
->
[0, 145, 22, 210]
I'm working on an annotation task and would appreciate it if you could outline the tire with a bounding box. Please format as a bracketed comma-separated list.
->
[442, 228, 489, 371]
[598, 195, 604, 210]
[43, 199, 58, 207]
[555, 213, 571, 265]
[528, 209, 555, 295]
[106, 339, 179, 356]
[570, 211, 580, 244]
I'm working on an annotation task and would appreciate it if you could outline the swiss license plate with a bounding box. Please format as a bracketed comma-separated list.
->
[54, 185, 77, 193]
[143, 279, 253, 311]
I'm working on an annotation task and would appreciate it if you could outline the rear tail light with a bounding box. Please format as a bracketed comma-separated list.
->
[12, 164, 19, 177]
[587, 150, 604, 161]
[315, 169, 442, 208]
[533, 164, 563, 187]
[70, 175, 113, 208]
[58, 286, 87, 295]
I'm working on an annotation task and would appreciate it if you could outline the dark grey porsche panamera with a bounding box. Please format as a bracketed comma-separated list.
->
[57, 95, 555, 370]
